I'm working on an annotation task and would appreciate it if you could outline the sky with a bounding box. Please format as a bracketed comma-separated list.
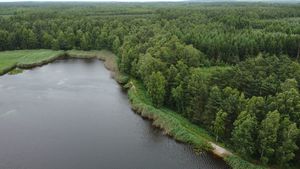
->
[0, 0, 298, 2]
[0, 0, 183, 2]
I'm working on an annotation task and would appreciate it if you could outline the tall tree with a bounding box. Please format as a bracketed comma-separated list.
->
[204, 86, 223, 127]
[258, 110, 280, 164]
[213, 110, 228, 142]
[246, 96, 266, 122]
[221, 87, 246, 138]
[186, 68, 208, 122]
[231, 111, 257, 157]
[146, 71, 166, 107]
[276, 117, 300, 167]
[269, 79, 300, 126]
[41, 32, 53, 49]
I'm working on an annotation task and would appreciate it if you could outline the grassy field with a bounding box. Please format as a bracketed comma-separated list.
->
[0, 50, 64, 75]
[0, 49, 119, 75]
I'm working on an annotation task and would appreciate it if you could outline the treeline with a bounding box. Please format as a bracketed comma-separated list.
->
[0, 17, 127, 51]
[1, 2, 300, 168]
[117, 19, 300, 168]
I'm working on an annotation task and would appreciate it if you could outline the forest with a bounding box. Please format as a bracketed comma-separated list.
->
[0, 1, 300, 168]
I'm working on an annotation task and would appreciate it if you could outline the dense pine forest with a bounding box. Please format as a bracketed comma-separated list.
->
[1, 2, 300, 168]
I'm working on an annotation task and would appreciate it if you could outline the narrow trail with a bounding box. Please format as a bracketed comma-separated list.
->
[210, 142, 232, 158]
[158, 103, 233, 158]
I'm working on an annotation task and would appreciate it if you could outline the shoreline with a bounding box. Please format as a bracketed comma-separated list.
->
[93, 51, 267, 169]
[0, 50, 265, 169]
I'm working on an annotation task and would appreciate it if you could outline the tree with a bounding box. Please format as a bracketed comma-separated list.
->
[65, 27, 75, 48]
[204, 86, 223, 127]
[112, 36, 121, 54]
[186, 68, 208, 122]
[80, 33, 91, 50]
[221, 87, 246, 137]
[26, 29, 37, 49]
[51, 39, 59, 50]
[41, 32, 53, 49]
[138, 53, 165, 82]
[231, 111, 257, 157]
[0, 30, 9, 50]
[213, 110, 228, 142]
[119, 40, 139, 74]
[57, 31, 69, 50]
[246, 96, 266, 122]
[258, 110, 280, 164]
[171, 84, 185, 113]
[276, 117, 300, 167]
[146, 71, 166, 107]
[179, 44, 202, 67]
[269, 79, 300, 126]
[280, 78, 298, 92]
[166, 64, 179, 107]
[172, 61, 190, 109]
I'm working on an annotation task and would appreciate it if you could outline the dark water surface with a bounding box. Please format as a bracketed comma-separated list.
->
[0, 59, 229, 169]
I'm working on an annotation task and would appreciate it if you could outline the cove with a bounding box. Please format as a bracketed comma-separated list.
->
[0, 58, 229, 169]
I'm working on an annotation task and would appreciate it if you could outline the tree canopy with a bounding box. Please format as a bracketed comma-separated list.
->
[1, 2, 300, 168]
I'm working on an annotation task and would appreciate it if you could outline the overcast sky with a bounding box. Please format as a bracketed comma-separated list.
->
[0, 0, 298, 2]
[0, 0, 182, 2]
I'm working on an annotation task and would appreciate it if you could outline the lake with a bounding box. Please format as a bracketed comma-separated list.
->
[0, 58, 229, 169]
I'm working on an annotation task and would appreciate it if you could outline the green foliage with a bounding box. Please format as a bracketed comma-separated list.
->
[220, 87, 246, 138]
[171, 84, 185, 112]
[8, 68, 23, 75]
[1, 2, 300, 168]
[276, 117, 300, 167]
[203, 86, 223, 126]
[186, 68, 209, 121]
[224, 155, 267, 169]
[214, 55, 300, 97]
[245, 96, 266, 122]
[231, 111, 257, 157]
[127, 80, 213, 151]
[213, 110, 228, 142]
[80, 33, 92, 51]
[137, 53, 165, 81]
[280, 78, 298, 92]
[268, 80, 300, 126]
[146, 71, 166, 107]
[258, 110, 280, 164]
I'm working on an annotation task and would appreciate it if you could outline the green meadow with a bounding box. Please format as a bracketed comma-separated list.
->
[0, 50, 64, 74]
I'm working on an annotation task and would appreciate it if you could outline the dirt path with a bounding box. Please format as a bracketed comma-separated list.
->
[210, 142, 232, 158]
